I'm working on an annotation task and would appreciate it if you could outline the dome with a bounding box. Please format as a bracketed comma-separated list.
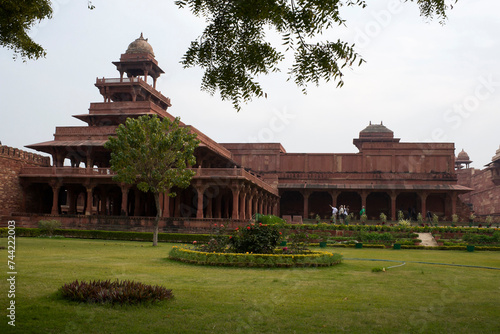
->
[456, 149, 471, 162]
[360, 121, 393, 134]
[126, 33, 154, 57]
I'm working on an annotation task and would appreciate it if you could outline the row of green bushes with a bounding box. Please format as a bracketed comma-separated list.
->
[462, 231, 500, 244]
[0, 227, 211, 243]
[168, 246, 343, 267]
[285, 223, 498, 234]
[400, 245, 500, 251]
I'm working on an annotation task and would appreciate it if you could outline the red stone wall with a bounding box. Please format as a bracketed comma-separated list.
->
[457, 168, 500, 216]
[0, 146, 50, 217]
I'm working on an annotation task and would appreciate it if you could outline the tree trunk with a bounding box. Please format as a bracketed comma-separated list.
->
[153, 192, 162, 247]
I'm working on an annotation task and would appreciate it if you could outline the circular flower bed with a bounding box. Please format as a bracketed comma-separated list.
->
[169, 246, 342, 268]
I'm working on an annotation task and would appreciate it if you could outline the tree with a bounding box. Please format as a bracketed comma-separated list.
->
[176, 0, 456, 110]
[0, 0, 53, 60]
[104, 115, 199, 246]
[2, 0, 456, 107]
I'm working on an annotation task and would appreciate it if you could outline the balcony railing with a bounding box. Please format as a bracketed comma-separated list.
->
[18, 167, 278, 194]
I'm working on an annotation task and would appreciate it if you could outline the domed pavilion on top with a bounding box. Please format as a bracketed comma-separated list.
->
[8, 35, 474, 230]
[455, 149, 472, 169]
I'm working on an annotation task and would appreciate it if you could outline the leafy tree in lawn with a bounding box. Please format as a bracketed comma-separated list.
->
[104, 115, 199, 246]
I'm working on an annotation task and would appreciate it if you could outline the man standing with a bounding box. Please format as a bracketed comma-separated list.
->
[330, 205, 338, 224]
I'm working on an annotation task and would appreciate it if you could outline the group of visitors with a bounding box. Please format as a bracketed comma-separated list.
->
[329, 204, 350, 224]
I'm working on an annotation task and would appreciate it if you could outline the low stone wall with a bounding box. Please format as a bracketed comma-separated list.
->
[2, 214, 249, 234]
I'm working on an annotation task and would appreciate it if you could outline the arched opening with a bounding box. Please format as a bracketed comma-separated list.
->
[280, 191, 303, 217]
[309, 191, 332, 219]
[427, 193, 446, 218]
[396, 192, 420, 220]
[337, 191, 362, 218]
[25, 183, 52, 214]
[366, 192, 391, 220]
[172, 186, 197, 218]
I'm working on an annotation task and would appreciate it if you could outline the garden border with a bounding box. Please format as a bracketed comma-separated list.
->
[168, 246, 343, 268]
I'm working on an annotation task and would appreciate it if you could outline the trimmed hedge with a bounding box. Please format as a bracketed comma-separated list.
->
[284, 223, 498, 234]
[0, 227, 211, 243]
[169, 246, 343, 268]
[401, 245, 500, 251]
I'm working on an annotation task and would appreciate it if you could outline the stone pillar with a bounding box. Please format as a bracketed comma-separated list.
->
[85, 185, 93, 216]
[450, 192, 457, 216]
[390, 191, 398, 222]
[246, 190, 254, 220]
[239, 189, 247, 220]
[258, 194, 263, 215]
[330, 190, 338, 208]
[360, 190, 368, 211]
[120, 184, 129, 216]
[195, 185, 205, 219]
[420, 192, 428, 221]
[50, 182, 60, 215]
[231, 185, 240, 220]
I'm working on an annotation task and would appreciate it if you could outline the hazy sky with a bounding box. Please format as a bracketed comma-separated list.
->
[1, 0, 499, 169]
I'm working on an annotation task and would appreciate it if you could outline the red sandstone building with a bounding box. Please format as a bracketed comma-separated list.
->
[456, 147, 500, 217]
[3, 35, 494, 230]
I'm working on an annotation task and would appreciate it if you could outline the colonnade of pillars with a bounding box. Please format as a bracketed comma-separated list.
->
[47, 181, 279, 219]
[298, 189, 458, 221]
[160, 183, 278, 219]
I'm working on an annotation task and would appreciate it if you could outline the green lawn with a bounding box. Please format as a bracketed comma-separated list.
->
[1, 238, 499, 333]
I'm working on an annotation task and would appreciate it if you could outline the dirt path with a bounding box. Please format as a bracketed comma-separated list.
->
[417, 233, 438, 247]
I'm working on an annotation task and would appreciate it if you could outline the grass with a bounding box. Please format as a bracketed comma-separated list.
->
[1, 238, 499, 333]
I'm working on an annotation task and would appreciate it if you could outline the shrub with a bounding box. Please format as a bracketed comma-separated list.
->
[193, 223, 230, 253]
[398, 219, 411, 228]
[169, 246, 343, 268]
[357, 232, 394, 243]
[397, 210, 404, 221]
[255, 214, 286, 226]
[286, 231, 311, 253]
[360, 213, 368, 224]
[60, 279, 173, 305]
[379, 213, 387, 223]
[38, 220, 62, 236]
[229, 222, 281, 254]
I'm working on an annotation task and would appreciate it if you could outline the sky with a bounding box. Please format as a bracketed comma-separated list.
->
[0, 0, 499, 169]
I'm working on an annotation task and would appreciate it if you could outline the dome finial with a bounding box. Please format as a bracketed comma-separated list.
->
[126, 33, 154, 57]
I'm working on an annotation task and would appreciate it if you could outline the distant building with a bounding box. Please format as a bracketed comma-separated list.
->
[456, 147, 500, 218]
[1, 35, 477, 230]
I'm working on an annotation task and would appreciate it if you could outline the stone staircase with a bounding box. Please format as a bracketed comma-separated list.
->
[416, 233, 438, 247]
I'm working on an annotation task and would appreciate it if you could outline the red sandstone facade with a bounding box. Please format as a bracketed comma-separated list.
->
[456, 147, 500, 218]
[0, 35, 476, 230]
[0, 146, 50, 217]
